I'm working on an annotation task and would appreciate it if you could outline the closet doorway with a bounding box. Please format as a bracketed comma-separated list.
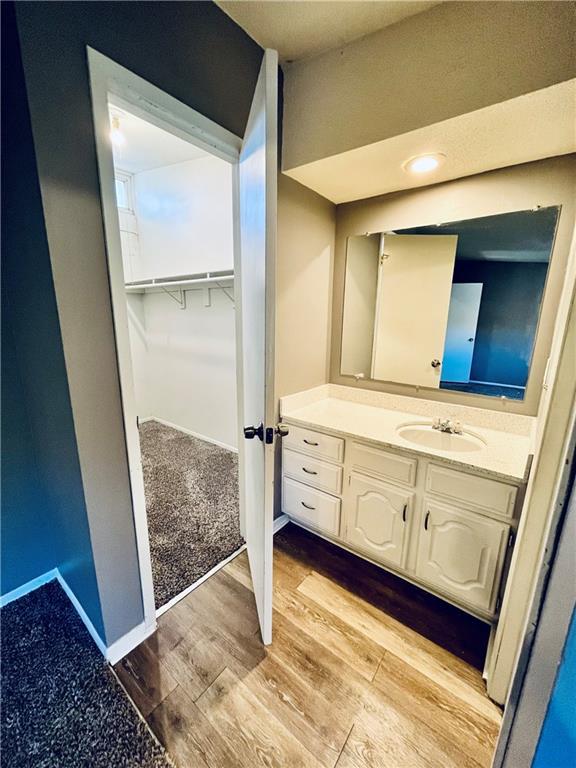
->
[88, 48, 278, 643]
[110, 105, 242, 615]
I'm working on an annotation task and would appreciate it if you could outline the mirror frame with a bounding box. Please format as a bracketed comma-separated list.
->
[330, 158, 575, 416]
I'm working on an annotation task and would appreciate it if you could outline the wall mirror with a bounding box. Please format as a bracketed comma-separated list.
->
[340, 207, 560, 401]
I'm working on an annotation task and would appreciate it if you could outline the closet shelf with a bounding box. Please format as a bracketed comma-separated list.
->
[124, 270, 234, 294]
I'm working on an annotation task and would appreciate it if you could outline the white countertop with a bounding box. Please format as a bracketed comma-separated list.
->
[281, 388, 533, 483]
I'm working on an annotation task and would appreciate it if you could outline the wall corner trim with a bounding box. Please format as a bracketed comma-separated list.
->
[104, 620, 156, 666]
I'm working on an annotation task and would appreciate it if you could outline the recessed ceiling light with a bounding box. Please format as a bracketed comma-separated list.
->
[403, 153, 446, 174]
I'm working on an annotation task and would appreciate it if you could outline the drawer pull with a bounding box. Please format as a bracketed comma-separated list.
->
[424, 511, 430, 530]
[302, 467, 318, 475]
[402, 504, 407, 523]
[301, 501, 316, 510]
[303, 439, 319, 446]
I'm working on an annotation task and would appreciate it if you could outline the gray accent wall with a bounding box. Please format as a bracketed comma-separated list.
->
[10, 1, 262, 644]
[2, 2, 105, 638]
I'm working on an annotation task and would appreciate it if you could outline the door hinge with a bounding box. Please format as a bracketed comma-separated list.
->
[508, 530, 515, 548]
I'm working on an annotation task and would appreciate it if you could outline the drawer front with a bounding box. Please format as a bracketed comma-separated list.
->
[416, 499, 509, 614]
[282, 477, 341, 536]
[426, 464, 517, 519]
[284, 424, 344, 464]
[283, 448, 343, 495]
[350, 441, 417, 487]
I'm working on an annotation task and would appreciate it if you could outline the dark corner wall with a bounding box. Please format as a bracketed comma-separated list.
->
[4, 1, 262, 644]
[453, 260, 548, 386]
[1, 2, 105, 637]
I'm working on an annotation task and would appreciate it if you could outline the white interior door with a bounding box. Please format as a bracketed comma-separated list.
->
[371, 234, 458, 387]
[236, 50, 278, 645]
[441, 283, 483, 383]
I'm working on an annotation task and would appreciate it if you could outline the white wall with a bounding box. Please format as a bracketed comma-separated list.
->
[134, 288, 237, 450]
[133, 156, 234, 280]
[125, 156, 237, 450]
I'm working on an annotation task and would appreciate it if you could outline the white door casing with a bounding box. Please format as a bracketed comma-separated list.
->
[346, 473, 413, 569]
[416, 499, 509, 612]
[442, 282, 483, 383]
[237, 50, 278, 645]
[371, 234, 458, 387]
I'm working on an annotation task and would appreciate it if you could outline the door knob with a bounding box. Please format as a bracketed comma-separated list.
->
[244, 423, 264, 441]
[431, 359, 442, 368]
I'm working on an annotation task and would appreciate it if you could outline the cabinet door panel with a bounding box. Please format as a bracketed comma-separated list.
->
[346, 473, 413, 569]
[416, 500, 508, 614]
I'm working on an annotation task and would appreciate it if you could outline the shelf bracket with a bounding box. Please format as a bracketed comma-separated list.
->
[216, 281, 235, 306]
[161, 286, 186, 309]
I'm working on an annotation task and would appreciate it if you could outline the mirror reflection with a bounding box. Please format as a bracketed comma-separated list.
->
[340, 207, 560, 400]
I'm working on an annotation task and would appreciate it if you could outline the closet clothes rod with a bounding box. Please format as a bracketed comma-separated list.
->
[124, 270, 234, 293]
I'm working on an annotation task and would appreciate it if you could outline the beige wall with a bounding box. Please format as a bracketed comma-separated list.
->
[275, 174, 335, 517]
[331, 156, 576, 415]
[275, 174, 336, 399]
[15, 2, 262, 643]
[283, 2, 576, 171]
[340, 235, 379, 378]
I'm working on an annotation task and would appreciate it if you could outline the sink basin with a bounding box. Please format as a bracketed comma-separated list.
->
[396, 422, 486, 453]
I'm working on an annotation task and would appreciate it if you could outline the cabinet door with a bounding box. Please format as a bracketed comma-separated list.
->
[416, 500, 508, 614]
[346, 473, 413, 569]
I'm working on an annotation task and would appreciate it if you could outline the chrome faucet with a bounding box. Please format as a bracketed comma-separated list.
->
[432, 417, 463, 435]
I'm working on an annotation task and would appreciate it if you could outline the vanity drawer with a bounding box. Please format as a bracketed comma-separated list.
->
[282, 477, 341, 536]
[284, 425, 344, 464]
[283, 448, 343, 495]
[350, 441, 417, 487]
[426, 464, 517, 519]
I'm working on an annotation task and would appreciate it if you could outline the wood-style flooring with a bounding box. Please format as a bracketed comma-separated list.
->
[115, 523, 502, 768]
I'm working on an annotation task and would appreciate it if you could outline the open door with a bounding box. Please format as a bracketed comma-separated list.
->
[371, 234, 458, 387]
[442, 283, 483, 383]
[236, 50, 278, 645]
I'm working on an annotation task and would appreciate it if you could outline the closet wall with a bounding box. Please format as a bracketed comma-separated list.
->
[121, 154, 238, 450]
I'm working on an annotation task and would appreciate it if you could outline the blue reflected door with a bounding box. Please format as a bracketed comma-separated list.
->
[442, 283, 483, 383]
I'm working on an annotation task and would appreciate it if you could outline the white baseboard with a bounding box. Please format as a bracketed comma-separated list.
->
[142, 416, 238, 453]
[1, 566, 154, 665]
[156, 543, 247, 618]
[468, 380, 525, 390]
[106, 621, 156, 665]
[0, 568, 58, 607]
[273, 513, 290, 534]
[57, 571, 156, 664]
[56, 571, 108, 657]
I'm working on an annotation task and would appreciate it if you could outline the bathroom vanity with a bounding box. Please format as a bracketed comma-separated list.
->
[280, 385, 533, 622]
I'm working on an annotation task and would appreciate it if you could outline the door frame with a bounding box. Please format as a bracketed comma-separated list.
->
[87, 47, 245, 633]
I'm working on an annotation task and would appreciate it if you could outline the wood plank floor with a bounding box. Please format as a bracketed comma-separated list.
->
[116, 523, 502, 768]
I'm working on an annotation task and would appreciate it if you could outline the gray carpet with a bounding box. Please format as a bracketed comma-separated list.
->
[0, 582, 172, 768]
[139, 420, 243, 609]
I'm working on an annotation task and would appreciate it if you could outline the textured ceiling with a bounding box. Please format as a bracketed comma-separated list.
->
[215, 1, 442, 62]
[284, 80, 576, 204]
